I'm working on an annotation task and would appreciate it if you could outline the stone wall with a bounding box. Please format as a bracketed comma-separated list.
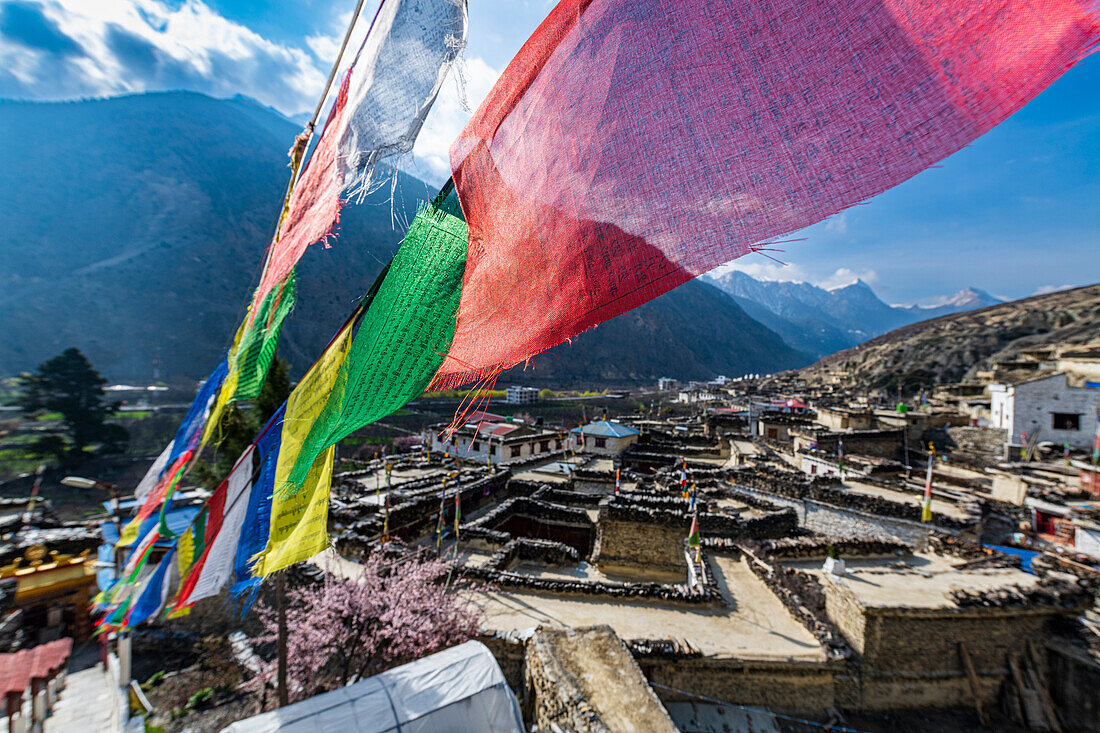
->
[787, 428, 904, 460]
[737, 543, 851, 658]
[822, 575, 1090, 710]
[946, 426, 1007, 457]
[1047, 642, 1100, 732]
[477, 631, 528, 690]
[525, 626, 678, 733]
[525, 631, 611, 733]
[642, 657, 837, 715]
[593, 517, 689, 571]
[760, 535, 910, 559]
[733, 467, 976, 532]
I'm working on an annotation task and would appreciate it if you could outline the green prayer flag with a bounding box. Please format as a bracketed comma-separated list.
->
[285, 202, 468, 487]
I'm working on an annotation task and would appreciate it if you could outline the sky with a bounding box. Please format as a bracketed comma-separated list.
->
[1, 0, 1097, 304]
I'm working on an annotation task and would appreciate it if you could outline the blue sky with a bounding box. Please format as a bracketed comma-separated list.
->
[1, 0, 1096, 304]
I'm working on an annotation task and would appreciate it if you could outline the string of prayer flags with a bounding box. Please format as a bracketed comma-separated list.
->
[1092, 411, 1100, 465]
[252, 0, 467, 310]
[688, 513, 701, 563]
[167, 361, 228, 467]
[124, 546, 176, 629]
[133, 441, 173, 504]
[232, 274, 297, 402]
[118, 450, 191, 547]
[922, 446, 935, 523]
[454, 492, 461, 538]
[119, 362, 227, 546]
[172, 445, 255, 612]
[430, 0, 1100, 388]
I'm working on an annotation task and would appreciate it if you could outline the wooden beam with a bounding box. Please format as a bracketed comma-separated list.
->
[958, 642, 989, 728]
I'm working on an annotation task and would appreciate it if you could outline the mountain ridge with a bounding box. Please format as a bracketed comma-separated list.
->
[705, 270, 1005, 359]
[0, 91, 807, 386]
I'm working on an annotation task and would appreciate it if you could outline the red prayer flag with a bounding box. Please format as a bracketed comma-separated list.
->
[437, 0, 1099, 388]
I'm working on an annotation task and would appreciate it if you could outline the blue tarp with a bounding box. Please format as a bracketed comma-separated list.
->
[231, 405, 284, 598]
[96, 542, 116, 591]
[986, 544, 1039, 573]
[100, 505, 201, 545]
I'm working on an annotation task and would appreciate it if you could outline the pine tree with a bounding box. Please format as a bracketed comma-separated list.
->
[17, 348, 125, 461]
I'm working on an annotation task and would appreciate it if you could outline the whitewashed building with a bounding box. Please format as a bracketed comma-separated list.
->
[423, 412, 564, 465]
[505, 385, 540, 405]
[990, 372, 1100, 449]
[570, 420, 641, 455]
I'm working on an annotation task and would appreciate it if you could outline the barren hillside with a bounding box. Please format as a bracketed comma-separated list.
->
[797, 283, 1100, 391]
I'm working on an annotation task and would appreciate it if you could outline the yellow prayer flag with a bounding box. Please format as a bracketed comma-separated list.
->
[253, 445, 336, 576]
[252, 319, 353, 576]
[178, 525, 195, 579]
[199, 317, 247, 449]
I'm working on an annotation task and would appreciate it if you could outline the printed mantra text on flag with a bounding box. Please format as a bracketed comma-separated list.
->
[439, 0, 1099, 388]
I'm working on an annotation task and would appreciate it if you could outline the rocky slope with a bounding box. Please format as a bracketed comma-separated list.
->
[797, 284, 1100, 390]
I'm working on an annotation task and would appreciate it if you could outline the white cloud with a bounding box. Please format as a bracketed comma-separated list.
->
[1033, 284, 1073, 295]
[1, 0, 326, 116]
[709, 259, 878, 291]
[412, 54, 500, 184]
[824, 212, 848, 234]
[710, 259, 814, 283]
[819, 267, 878, 290]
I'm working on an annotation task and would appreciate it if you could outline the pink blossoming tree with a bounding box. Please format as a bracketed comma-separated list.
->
[253, 550, 480, 702]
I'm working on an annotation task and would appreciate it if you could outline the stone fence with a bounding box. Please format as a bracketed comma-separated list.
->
[601, 495, 797, 540]
[950, 576, 1095, 611]
[480, 537, 580, 570]
[459, 495, 594, 551]
[737, 540, 852, 660]
[758, 535, 911, 560]
[733, 466, 976, 531]
[463, 554, 720, 605]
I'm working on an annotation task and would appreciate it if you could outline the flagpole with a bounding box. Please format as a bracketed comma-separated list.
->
[276, 572, 289, 707]
[251, 0, 374, 317]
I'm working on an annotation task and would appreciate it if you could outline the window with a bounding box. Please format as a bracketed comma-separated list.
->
[767, 428, 779, 439]
[1052, 413, 1080, 431]
[510, 446, 521, 458]
[472, 441, 480, 451]
[539, 440, 550, 452]
[595, 437, 607, 448]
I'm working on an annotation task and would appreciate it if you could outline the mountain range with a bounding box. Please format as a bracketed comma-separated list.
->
[0, 92, 807, 387]
[705, 271, 1003, 360]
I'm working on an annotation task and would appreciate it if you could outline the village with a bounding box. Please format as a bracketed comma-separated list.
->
[2, 0, 1100, 731]
[0, 336, 1096, 731]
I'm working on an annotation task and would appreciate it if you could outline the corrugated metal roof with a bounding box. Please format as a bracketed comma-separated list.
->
[569, 420, 640, 438]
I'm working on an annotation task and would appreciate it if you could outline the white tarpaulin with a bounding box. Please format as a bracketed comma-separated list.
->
[221, 641, 524, 733]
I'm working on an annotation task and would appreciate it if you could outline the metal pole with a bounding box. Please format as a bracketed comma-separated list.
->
[277, 573, 289, 707]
